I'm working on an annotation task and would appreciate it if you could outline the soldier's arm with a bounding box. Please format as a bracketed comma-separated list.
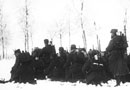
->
[106, 40, 114, 52]
[11, 57, 20, 72]
[82, 60, 91, 73]
[39, 48, 44, 57]
[64, 54, 71, 68]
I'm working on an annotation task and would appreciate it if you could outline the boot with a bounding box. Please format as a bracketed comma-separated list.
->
[115, 76, 121, 87]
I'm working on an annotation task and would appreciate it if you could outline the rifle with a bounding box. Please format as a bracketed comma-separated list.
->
[123, 9, 128, 53]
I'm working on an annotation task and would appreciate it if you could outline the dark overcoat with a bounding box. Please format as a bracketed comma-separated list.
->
[106, 35, 129, 76]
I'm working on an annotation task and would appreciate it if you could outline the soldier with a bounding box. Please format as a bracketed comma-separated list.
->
[53, 47, 67, 79]
[82, 49, 108, 85]
[18, 51, 36, 84]
[32, 47, 45, 79]
[10, 49, 21, 82]
[39, 39, 56, 78]
[58, 47, 68, 64]
[106, 29, 129, 86]
[64, 44, 85, 81]
[10, 49, 36, 84]
[39, 39, 52, 68]
[45, 47, 68, 80]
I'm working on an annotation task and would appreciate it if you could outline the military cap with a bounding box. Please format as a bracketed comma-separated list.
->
[44, 39, 49, 43]
[59, 47, 64, 51]
[71, 44, 77, 50]
[14, 49, 21, 54]
[110, 29, 118, 34]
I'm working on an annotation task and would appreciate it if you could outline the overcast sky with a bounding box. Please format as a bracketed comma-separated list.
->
[1, 0, 130, 55]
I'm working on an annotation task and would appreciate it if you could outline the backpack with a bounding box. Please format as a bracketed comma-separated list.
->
[18, 52, 31, 63]
[114, 34, 128, 50]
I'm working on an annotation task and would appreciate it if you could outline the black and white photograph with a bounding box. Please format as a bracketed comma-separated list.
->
[0, 0, 130, 89]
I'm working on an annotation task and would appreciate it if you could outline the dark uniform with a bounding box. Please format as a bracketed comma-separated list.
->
[32, 48, 45, 79]
[39, 39, 56, 77]
[51, 47, 67, 79]
[10, 49, 21, 82]
[10, 50, 35, 84]
[18, 52, 35, 83]
[40, 39, 55, 67]
[106, 29, 129, 86]
[64, 45, 85, 81]
[82, 50, 108, 85]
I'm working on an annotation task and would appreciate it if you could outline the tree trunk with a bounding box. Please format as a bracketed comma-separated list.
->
[2, 37, 5, 59]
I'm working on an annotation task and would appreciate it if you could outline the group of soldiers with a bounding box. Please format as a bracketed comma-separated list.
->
[3, 29, 130, 86]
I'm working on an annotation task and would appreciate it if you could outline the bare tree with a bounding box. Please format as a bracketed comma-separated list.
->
[47, 17, 68, 48]
[24, 0, 29, 52]
[0, 1, 9, 59]
[71, 0, 88, 51]
[55, 21, 64, 47]
[80, 0, 87, 51]
[20, 0, 33, 52]
[47, 29, 57, 44]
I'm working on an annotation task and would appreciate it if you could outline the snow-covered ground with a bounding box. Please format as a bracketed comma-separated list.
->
[1, 59, 130, 90]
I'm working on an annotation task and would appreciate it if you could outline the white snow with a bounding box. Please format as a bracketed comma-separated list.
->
[1, 59, 130, 90]
[0, 59, 15, 81]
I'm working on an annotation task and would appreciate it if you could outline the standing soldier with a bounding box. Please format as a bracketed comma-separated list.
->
[39, 39, 53, 68]
[106, 29, 129, 86]
[10, 49, 21, 82]
[39, 39, 56, 78]
[64, 44, 85, 81]
[50, 47, 68, 80]
[56, 47, 68, 79]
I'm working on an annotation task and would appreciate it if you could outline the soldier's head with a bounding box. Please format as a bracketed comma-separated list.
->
[50, 41, 52, 45]
[59, 47, 64, 53]
[71, 44, 77, 51]
[110, 29, 118, 38]
[44, 39, 49, 46]
[14, 49, 21, 57]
